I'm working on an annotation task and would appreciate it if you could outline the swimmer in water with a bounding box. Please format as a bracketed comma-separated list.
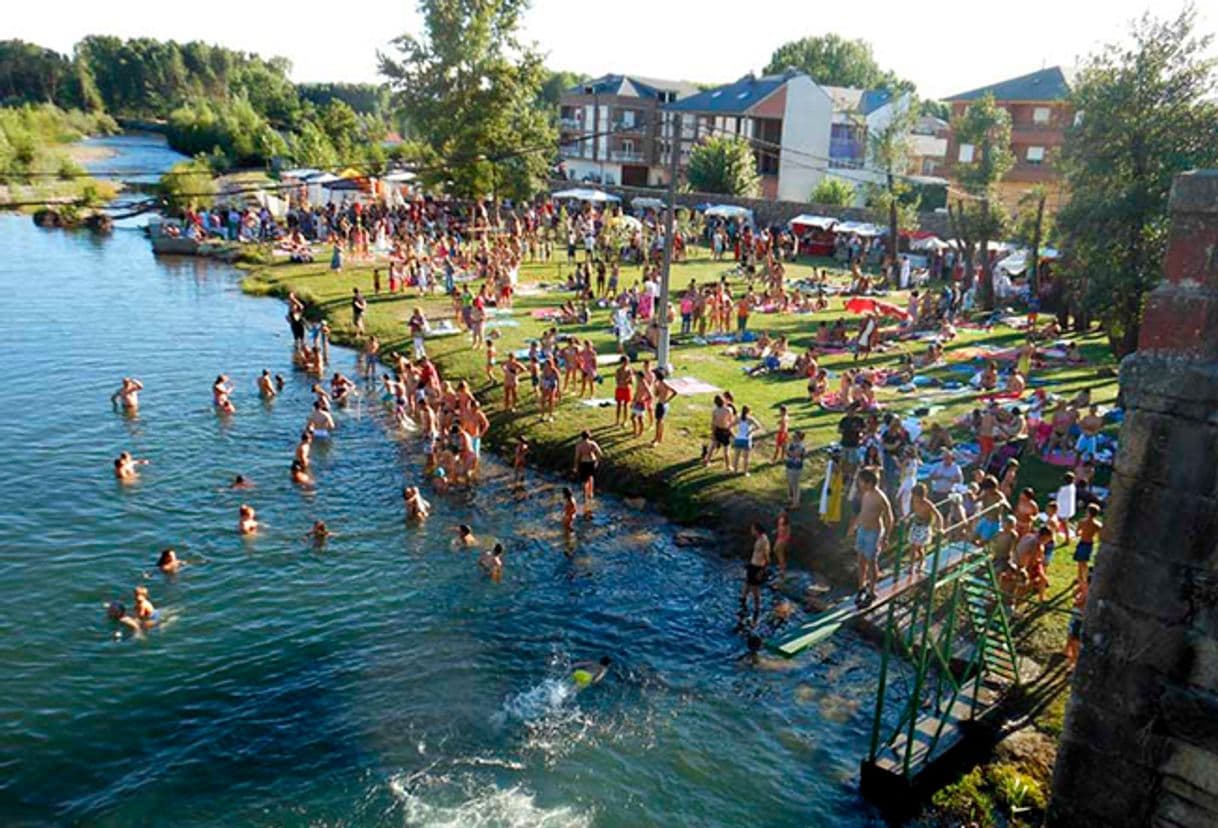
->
[111, 377, 144, 413]
[290, 459, 314, 487]
[402, 486, 431, 520]
[478, 542, 504, 583]
[570, 656, 611, 688]
[455, 524, 477, 548]
[295, 430, 313, 470]
[156, 548, 182, 575]
[113, 451, 149, 481]
[213, 375, 236, 413]
[309, 520, 331, 543]
[307, 401, 335, 437]
[238, 504, 259, 535]
[561, 487, 577, 533]
[274, 374, 286, 392]
[106, 601, 144, 637]
[132, 585, 158, 625]
[230, 474, 253, 490]
[257, 369, 277, 399]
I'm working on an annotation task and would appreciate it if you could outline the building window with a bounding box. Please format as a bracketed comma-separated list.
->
[1033, 107, 1051, 125]
[958, 143, 975, 163]
[622, 139, 634, 154]
[1026, 146, 1045, 164]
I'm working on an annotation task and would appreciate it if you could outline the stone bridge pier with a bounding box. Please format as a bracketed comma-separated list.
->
[1050, 170, 1218, 826]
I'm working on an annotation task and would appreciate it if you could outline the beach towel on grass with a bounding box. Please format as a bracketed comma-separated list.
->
[426, 321, 461, 337]
[531, 308, 563, 321]
[579, 398, 615, 408]
[665, 376, 722, 395]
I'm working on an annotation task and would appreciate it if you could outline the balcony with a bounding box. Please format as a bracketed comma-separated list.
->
[609, 150, 646, 163]
[559, 117, 583, 130]
[559, 144, 588, 160]
[611, 119, 644, 134]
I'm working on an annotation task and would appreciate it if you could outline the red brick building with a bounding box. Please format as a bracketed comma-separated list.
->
[943, 66, 1072, 210]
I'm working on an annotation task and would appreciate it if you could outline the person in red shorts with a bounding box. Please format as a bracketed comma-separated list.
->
[613, 356, 632, 427]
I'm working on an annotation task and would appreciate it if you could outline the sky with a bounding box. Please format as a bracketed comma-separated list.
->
[9, 0, 1214, 99]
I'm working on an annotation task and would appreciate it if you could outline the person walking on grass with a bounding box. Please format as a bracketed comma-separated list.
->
[351, 288, 367, 335]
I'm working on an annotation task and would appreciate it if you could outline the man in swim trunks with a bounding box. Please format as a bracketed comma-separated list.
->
[650, 368, 676, 447]
[111, 377, 144, 413]
[258, 369, 277, 399]
[704, 395, 734, 470]
[613, 357, 632, 427]
[572, 430, 603, 518]
[740, 522, 771, 624]
[849, 468, 893, 606]
[307, 401, 336, 437]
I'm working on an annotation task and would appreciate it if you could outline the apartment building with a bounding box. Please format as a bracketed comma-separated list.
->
[659, 70, 910, 204]
[557, 74, 699, 187]
[943, 66, 1072, 209]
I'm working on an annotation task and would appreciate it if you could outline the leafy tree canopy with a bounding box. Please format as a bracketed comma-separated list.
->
[686, 135, 760, 197]
[1057, 5, 1218, 356]
[811, 177, 855, 206]
[379, 0, 556, 200]
[764, 34, 912, 92]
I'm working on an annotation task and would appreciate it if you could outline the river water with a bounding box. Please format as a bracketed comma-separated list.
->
[0, 136, 886, 827]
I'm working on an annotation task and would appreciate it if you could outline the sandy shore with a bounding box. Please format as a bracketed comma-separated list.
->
[66, 143, 118, 164]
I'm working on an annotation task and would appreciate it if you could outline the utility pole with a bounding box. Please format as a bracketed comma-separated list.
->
[656, 110, 681, 374]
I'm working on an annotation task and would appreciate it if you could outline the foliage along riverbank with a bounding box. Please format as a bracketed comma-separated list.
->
[0, 104, 119, 214]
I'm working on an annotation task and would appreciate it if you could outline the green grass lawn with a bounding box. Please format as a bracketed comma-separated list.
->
[243, 246, 1117, 539]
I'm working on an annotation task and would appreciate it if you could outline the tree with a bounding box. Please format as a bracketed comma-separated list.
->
[537, 69, 587, 111]
[951, 94, 1013, 309]
[868, 101, 918, 270]
[919, 99, 949, 121]
[764, 34, 912, 92]
[685, 135, 760, 196]
[379, 0, 556, 200]
[159, 158, 217, 211]
[811, 177, 854, 206]
[1012, 185, 1053, 295]
[1056, 7, 1218, 357]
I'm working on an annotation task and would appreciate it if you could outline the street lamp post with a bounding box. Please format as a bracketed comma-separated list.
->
[656, 111, 681, 374]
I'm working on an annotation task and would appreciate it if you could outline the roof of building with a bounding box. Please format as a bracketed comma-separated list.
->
[911, 115, 948, 135]
[944, 66, 1070, 103]
[821, 86, 893, 116]
[567, 74, 700, 100]
[662, 70, 803, 114]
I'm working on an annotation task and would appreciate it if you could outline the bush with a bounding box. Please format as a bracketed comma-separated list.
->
[165, 97, 288, 166]
[159, 158, 217, 210]
[987, 763, 1047, 820]
[811, 177, 855, 206]
[931, 767, 995, 827]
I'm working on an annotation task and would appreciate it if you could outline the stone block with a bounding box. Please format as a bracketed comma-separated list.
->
[1109, 409, 1218, 495]
[1159, 684, 1218, 754]
[1161, 738, 1218, 801]
[1050, 744, 1156, 827]
[1097, 481, 1218, 569]
[1153, 788, 1218, 828]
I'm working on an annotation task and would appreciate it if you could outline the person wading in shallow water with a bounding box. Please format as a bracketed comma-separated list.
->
[739, 522, 771, 626]
[572, 430, 603, 519]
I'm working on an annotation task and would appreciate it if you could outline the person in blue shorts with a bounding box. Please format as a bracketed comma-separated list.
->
[848, 468, 893, 607]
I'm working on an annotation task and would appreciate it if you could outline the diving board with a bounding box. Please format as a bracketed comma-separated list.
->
[771, 540, 978, 657]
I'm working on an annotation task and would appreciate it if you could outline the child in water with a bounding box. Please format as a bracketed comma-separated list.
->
[402, 486, 431, 520]
[513, 439, 529, 485]
[561, 487, 578, 533]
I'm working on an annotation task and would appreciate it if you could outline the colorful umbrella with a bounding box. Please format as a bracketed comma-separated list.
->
[844, 297, 911, 321]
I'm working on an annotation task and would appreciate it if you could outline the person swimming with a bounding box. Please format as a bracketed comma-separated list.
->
[257, 369, 277, 399]
[156, 548, 181, 575]
[230, 474, 253, 490]
[111, 377, 144, 413]
[570, 656, 611, 689]
[106, 601, 144, 638]
[454, 524, 477, 548]
[478, 542, 504, 583]
[113, 451, 149, 481]
[402, 486, 431, 520]
[309, 520, 331, 543]
[290, 459, 314, 487]
[238, 504, 259, 535]
[132, 585, 159, 626]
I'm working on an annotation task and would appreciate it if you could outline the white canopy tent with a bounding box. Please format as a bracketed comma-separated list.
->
[630, 196, 665, 210]
[703, 204, 754, 227]
[551, 187, 621, 203]
[911, 236, 951, 252]
[835, 220, 884, 237]
[788, 214, 838, 232]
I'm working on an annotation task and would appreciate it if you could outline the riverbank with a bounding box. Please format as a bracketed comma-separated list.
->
[0, 104, 120, 210]
[241, 251, 1120, 580]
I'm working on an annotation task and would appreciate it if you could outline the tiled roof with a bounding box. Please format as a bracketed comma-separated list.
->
[566, 74, 699, 100]
[944, 66, 1070, 103]
[662, 70, 799, 114]
[821, 85, 893, 116]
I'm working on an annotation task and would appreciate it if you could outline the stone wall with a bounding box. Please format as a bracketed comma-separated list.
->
[1049, 170, 1218, 827]
[552, 179, 951, 238]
